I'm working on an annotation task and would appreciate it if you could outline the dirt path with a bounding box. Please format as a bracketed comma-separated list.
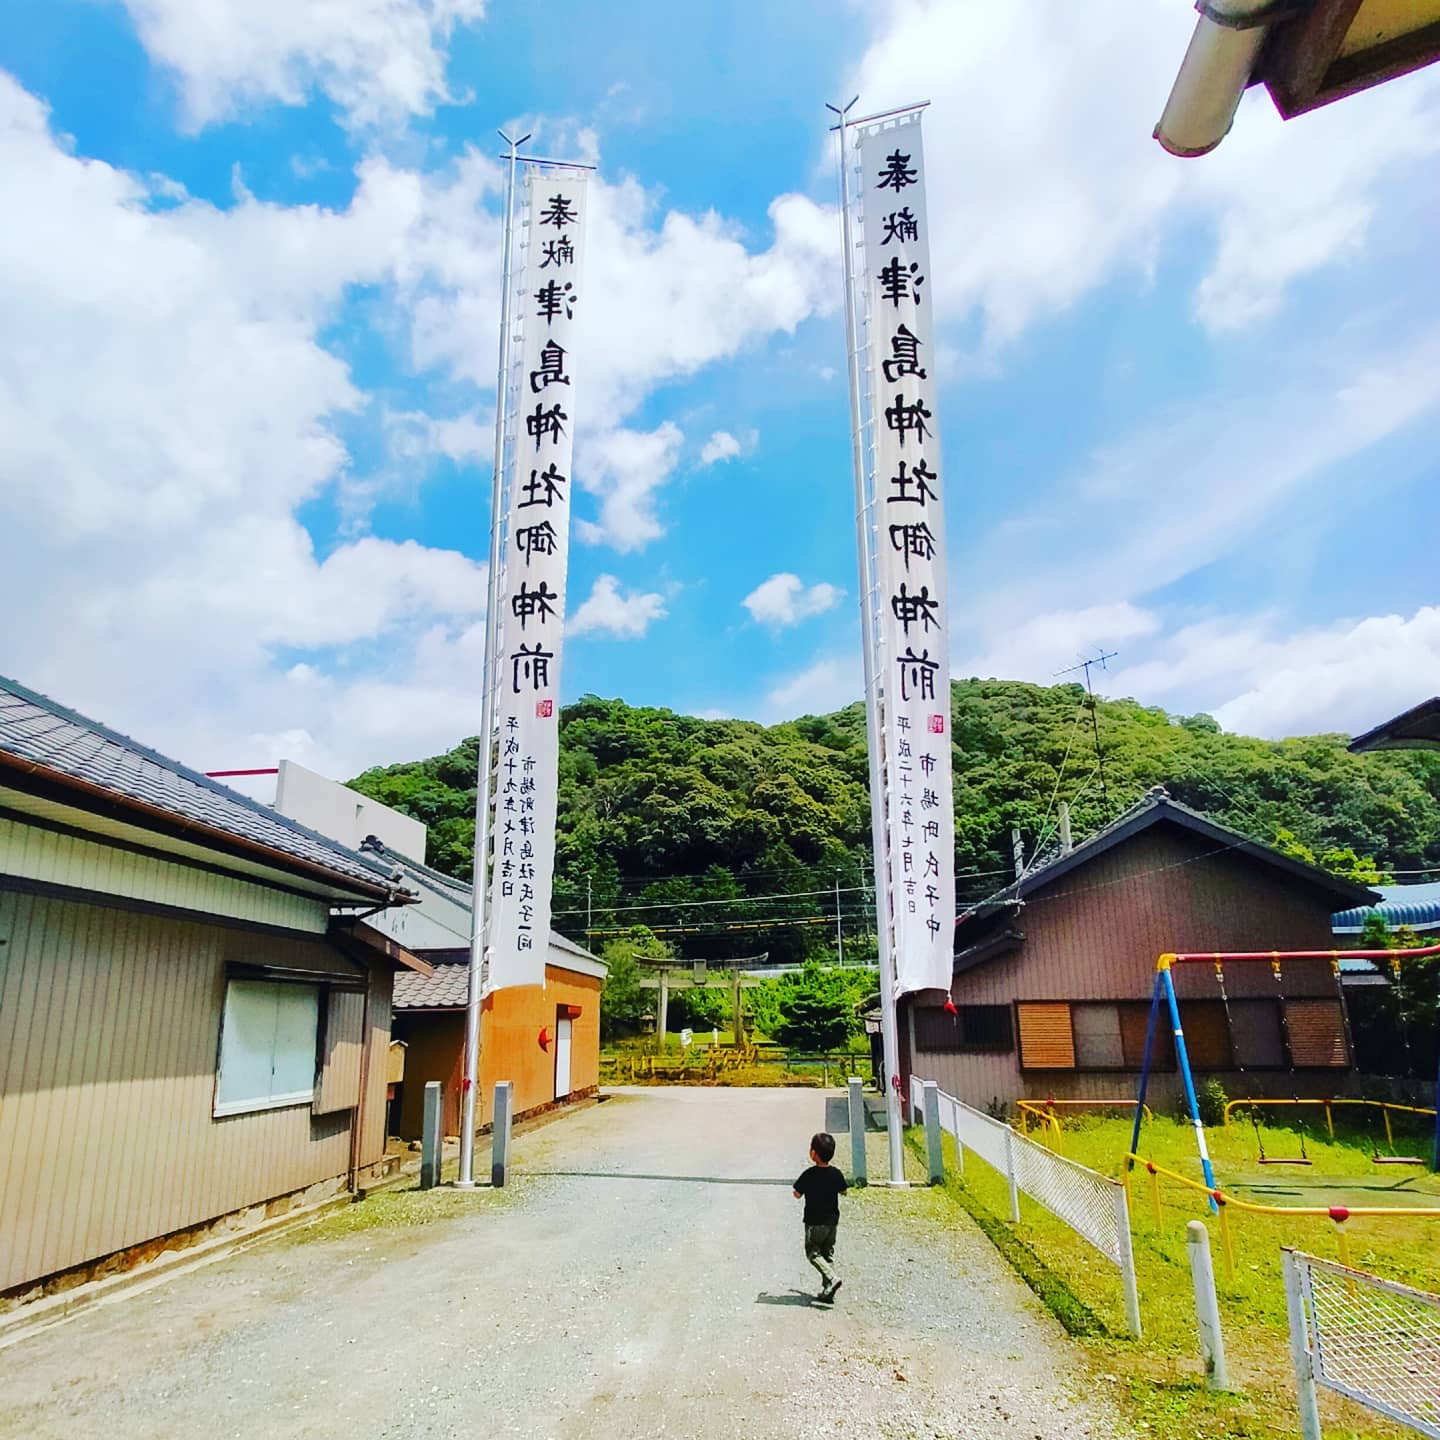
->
[2, 1088, 1133, 1439]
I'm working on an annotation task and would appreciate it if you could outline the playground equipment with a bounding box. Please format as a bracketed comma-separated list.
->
[1222, 1097, 1436, 1167]
[1017, 1098, 1152, 1153]
[1126, 1151, 1440, 1282]
[1128, 942, 1440, 1196]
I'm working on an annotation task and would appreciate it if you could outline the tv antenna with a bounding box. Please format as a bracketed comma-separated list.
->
[1055, 649, 1118, 809]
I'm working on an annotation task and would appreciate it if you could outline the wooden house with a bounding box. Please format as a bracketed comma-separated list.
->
[0, 678, 430, 1305]
[901, 787, 1378, 1113]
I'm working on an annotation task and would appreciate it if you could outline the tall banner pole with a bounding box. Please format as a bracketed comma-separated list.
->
[459, 129, 529, 1190]
[487, 160, 591, 991]
[829, 97, 907, 1185]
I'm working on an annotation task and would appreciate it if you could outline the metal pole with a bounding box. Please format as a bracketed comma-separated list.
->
[458, 128, 529, 1190]
[1164, 964, 1218, 1198]
[1186, 1221, 1229, 1389]
[834, 875, 844, 965]
[829, 95, 906, 1188]
[1282, 1251, 1323, 1440]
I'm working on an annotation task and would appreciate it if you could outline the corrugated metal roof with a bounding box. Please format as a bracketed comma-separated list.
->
[1333, 882, 1440, 935]
[0, 676, 405, 897]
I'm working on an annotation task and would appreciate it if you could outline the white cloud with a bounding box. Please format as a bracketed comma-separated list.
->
[850, 0, 1440, 350]
[0, 74, 492, 776]
[742, 574, 844, 629]
[120, 0, 485, 130]
[969, 324, 1440, 632]
[1104, 606, 1440, 739]
[699, 429, 754, 466]
[956, 604, 1161, 683]
[568, 574, 667, 640]
[763, 654, 861, 721]
[574, 422, 684, 552]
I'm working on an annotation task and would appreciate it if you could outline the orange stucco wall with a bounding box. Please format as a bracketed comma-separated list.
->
[479, 965, 602, 1124]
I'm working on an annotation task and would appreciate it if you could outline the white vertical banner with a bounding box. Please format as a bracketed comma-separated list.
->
[488, 171, 588, 992]
[857, 114, 955, 996]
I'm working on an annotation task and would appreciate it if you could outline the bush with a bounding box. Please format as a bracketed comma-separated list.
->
[1198, 1077, 1228, 1128]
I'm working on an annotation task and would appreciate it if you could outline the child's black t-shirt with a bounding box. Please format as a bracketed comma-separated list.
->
[794, 1164, 848, 1225]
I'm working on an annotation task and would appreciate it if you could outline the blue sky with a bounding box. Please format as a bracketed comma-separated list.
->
[2, 0, 1439, 781]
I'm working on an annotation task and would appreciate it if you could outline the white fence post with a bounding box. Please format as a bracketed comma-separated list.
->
[1283, 1250, 1324, 1440]
[1115, 1184, 1142, 1340]
[1003, 1126, 1021, 1223]
[923, 1080, 943, 1185]
[1186, 1221, 1228, 1388]
[949, 1097, 964, 1179]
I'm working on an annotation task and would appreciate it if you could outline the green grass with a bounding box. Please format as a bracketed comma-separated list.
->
[914, 1110, 1440, 1440]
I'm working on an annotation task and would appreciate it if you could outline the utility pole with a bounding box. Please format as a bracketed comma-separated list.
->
[1055, 649, 1118, 811]
[834, 874, 844, 966]
[1011, 828, 1025, 880]
[586, 873, 593, 937]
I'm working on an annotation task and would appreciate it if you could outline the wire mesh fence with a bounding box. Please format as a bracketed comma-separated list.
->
[912, 1075, 1140, 1337]
[1286, 1249, 1440, 1440]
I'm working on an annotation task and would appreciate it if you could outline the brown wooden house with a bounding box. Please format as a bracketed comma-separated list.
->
[901, 787, 1379, 1113]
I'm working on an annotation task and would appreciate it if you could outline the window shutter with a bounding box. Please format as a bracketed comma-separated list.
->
[1017, 1003, 1075, 1069]
[314, 989, 366, 1114]
[1284, 1000, 1348, 1068]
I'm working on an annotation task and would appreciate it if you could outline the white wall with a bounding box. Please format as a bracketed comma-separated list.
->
[274, 760, 427, 863]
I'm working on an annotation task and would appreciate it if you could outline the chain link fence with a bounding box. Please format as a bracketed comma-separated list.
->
[911, 1076, 1140, 1337]
[1284, 1249, 1440, 1440]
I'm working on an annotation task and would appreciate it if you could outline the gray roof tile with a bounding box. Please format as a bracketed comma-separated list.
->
[394, 960, 471, 1009]
[0, 677, 406, 897]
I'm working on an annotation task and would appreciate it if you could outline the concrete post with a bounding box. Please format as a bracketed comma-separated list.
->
[657, 971, 670, 1051]
[420, 1081, 442, 1191]
[923, 1080, 944, 1185]
[1186, 1221, 1229, 1389]
[848, 1077, 868, 1187]
[491, 1080, 513, 1188]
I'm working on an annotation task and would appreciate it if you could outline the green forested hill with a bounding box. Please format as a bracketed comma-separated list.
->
[349, 681, 1440, 961]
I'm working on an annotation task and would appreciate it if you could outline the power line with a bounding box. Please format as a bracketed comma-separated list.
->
[1055, 649, 1117, 810]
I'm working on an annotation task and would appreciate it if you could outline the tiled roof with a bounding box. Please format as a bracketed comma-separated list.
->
[0, 676, 407, 897]
[395, 959, 470, 1009]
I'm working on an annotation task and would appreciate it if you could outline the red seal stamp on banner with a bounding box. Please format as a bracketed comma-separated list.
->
[536, 699, 554, 718]
[928, 713, 945, 734]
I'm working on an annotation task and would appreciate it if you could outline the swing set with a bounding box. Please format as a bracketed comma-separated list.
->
[1128, 942, 1440, 1195]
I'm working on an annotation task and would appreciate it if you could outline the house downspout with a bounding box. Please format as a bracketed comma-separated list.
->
[1155, 0, 1290, 156]
[348, 966, 374, 1194]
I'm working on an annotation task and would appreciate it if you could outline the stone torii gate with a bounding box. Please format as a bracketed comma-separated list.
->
[635, 953, 784, 1046]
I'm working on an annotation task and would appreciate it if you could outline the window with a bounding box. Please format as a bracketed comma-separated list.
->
[1176, 1001, 1232, 1070]
[1019, 1001, 1174, 1071]
[215, 980, 320, 1117]
[1229, 999, 1285, 1068]
[1017, 1003, 1075, 1069]
[913, 1004, 1014, 1054]
[1072, 1005, 1125, 1068]
[1284, 999, 1349, 1067]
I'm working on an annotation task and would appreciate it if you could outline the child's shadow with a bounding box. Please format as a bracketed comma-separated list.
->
[755, 1289, 825, 1308]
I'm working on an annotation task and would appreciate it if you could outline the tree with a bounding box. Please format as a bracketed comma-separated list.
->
[769, 962, 864, 1052]
[598, 926, 671, 1040]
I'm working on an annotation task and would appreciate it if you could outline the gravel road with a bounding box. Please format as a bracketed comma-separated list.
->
[3, 1087, 1133, 1439]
